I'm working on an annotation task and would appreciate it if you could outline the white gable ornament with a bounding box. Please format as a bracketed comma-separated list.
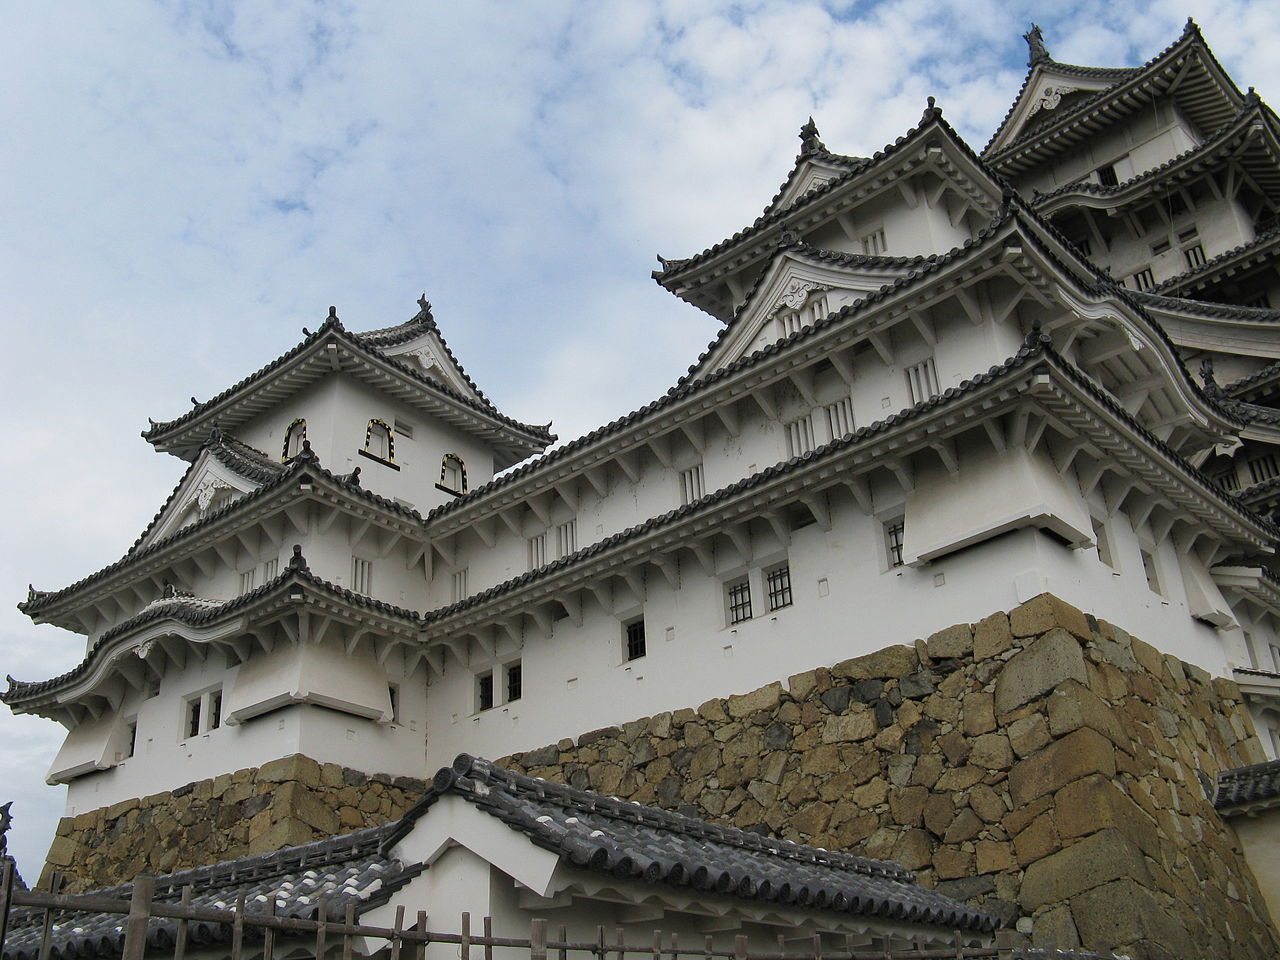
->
[192, 477, 232, 517]
[1027, 84, 1081, 118]
[767, 278, 831, 319]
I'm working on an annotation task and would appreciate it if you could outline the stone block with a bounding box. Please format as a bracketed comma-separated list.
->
[967, 783, 1006, 823]
[821, 712, 875, 743]
[934, 765, 985, 791]
[787, 669, 819, 701]
[45, 835, 76, 867]
[975, 839, 1015, 874]
[1054, 776, 1159, 857]
[1068, 878, 1170, 952]
[994, 628, 1088, 716]
[727, 682, 782, 719]
[1031, 903, 1080, 949]
[943, 807, 983, 844]
[923, 794, 954, 837]
[246, 817, 314, 856]
[926, 622, 974, 659]
[973, 612, 1013, 660]
[969, 733, 1013, 771]
[961, 692, 996, 736]
[1007, 714, 1050, 757]
[819, 686, 854, 714]
[832, 645, 918, 680]
[889, 785, 928, 826]
[892, 829, 932, 870]
[1019, 829, 1151, 911]
[791, 801, 833, 836]
[1009, 593, 1092, 641]
[696, 699, 727, 723]
[1013, 812, 1059, 867]
[933, 847, 974, 880]
[898, 671, 935, 699]
[1047, 680, 1126, 748]
[1090, 622, 1140, 672]
[1009, 728, 1116, 806]
[258, 755, 321, 787]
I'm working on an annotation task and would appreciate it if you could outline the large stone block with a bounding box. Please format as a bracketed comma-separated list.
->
[832, 645, 918, 680]
[995, 628, 1088, 716]
[1046, 680, 1127, 748]
[973, 612, 1013, 660]
[820, 712, 875, 743]
[727, 682, 783, 719]
[925, 622, 973, 659]
[1020, 829, 1151, 911]
[1009, 593, 1092, 641]
[1009, 728, 1116, 807]
[1054, 775, 1159, 856]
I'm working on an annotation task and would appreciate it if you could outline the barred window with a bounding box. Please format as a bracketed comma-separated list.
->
[904, 358, 940, 405]
[477, 672, 494, 711]
[351, 557, 373, 594]
[1248, 454, 1279, 485]
[556, 520, 577, 557]
[886, 518, 906, 568]
[680, 464, 705, 505]
[239, 569, 256, 594]
[1183, 244, 1207, 269]
[451, 568, 468, 603]
[727, 579, 752, 624]
[506, 662, 522, 702]
[861, 228, 886, 255]
[766, 565, 793, 611]
[527, 533, 547, 569]
[625, 619, 646, 661]
[1129, 268, 1155, 292]
[825, 397, 854, 439]
[1097, 164, 1118, 187]
[785, 414, 817, 457]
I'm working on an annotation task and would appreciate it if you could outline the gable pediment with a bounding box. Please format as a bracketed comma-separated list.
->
[770, 157, 853, 213]
[381, 330, 481, 402]
[987, 66, 1117, 157]
[140, 450, 264, 549]
[703, 250, 915, 374]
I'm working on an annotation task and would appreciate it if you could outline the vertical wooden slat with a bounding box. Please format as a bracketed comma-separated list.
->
[342, 903, 357, 960]
[652, 929, 661, 960]
[596, 925, 607, 960]
[953, 931, 964, 960]
[391, 904, 406, 960]
[122, 874, 155, 960]
[733, 934, 747, 960]
[262, 897, 277, 960]
[229, 890, 246, 960]
[416, 910, 429, 960]
[615, 926, 625, 960]
[36, 871, 62, 960]
[0, 858, 17, 959]
[314, 896, 329, 960]
[702, 934, 712, 960]
[484, 914, 494, 960]
[173, 885, 192, 960]
[462, 911, 472, 960]
[670, 932, 679, 960]
[531, 918, 548, 960]
[812, 933, 823, 960]
[558, 923, 569, 960]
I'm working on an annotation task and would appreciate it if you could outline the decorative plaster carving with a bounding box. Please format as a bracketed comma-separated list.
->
[1027, 84, 1080, 118]
[767, 278, 831, 319]
[192, 477, 232, 516]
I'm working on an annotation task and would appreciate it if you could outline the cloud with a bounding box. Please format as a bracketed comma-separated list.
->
[2, 0, 1277, 879]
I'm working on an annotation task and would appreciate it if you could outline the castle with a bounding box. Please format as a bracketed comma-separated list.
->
[7, 21, 1280, 959]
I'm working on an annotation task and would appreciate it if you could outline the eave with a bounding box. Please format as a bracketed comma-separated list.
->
[1130, 292, 1280, 361]
[1151, 227, 1280, 299]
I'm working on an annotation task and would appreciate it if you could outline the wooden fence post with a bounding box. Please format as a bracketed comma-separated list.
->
[121, 874, 155, 960]
[484, 914, 494, 960]
[462, 911, 471, 960]
[315, 896, 330, 960]
[263, 896, 277, 960]
[531, 918, 548, 960]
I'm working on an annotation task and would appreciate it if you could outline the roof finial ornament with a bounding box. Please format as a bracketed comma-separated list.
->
[190, 396, 200, 406]
[1024, 24, 1050, 66]
[296, 438, 316, 462]
[302, 327, 311, 336]
[347, 466, 361, 487]
[1199, 356, 1220, 394]
[417, 293, 432, 315]
[0, 802, 12, 859]
[798, 117, 823, 156]
[289, 544, 309, 572]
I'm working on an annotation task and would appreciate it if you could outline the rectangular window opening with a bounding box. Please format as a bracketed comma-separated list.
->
[625, 619, 647, 661]
[451, 568, 469, 603]
[1129, 268, 1155, 292]
[886, 518, 906, 569]
[766, 565, 793, 611]
[1140, 547, 1162, 596]
[506, 662, 522, 702]
[185, 697, 201, 739]
[727, 579, 753, 625]
[680, 464, 705, 505]
[1183, 243, 1207, 269]
[860, 228, 887, 255]
[477, 672, 494, 711]
[351, 557, 374, 595]
[904, 358, 940, 406]
[825, 397, 855, 440]
[527, 533, 547, 570]
[209, 691, 222, 731]
[125, 720, 137, 759]
[1097, 164, 1119, 187]
[1090, 517, 1115, 570]
[388, 683, 400, 723]
[785, 414, 817, 458]
[239, 570, 256, 594]
[1248, 454, 1280, 485]
[392, 418, 415, 440]
[556, 520, 577, 557]
[263, 558, 278, 581]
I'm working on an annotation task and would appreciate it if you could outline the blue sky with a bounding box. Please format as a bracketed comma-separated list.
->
[2, 0, 1278, 878]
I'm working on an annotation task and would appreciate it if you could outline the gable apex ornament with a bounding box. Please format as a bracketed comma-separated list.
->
[767, 278, 832, 319]
[798, 117, 824, 156]
[1024, 24, 1050, 66]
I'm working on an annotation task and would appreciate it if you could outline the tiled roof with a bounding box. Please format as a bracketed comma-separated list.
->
[1, 826, 418, 960]
[1129, 290, 1280, 326]
[1150, 227, 1280, 296]
[1214, 759, 1280, 809]
[6, 549, 421, 705]
[1226, 360, 1280, 394]
[142, 311, 552, 453]
[390, 756, 998, 932]
[19, 449, 426, 620]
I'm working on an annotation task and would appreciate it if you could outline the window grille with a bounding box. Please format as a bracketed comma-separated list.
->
[1212, 467, 1239, 491]
[1150, 239, 1171, 256]
[904, 358, 940, 405]
[1129, 268, 1155, 292]
[766, 565, 793, 611]
[239, 570, 256, 594]
[679, 464, 705, 505]
[825, 397, 854, 439]
[727, 579, 752, 624]
[886, 519, 905, 568]
[860, 228, 886, 255]
[263, 558, 278, 581]
[556, 520, 577, 557]
[477, 672, 494, 711]
[451, 569, 468, 603]
[625, 619, 646, 661]
[1248, 454, 1279, 485]
[392, 418, 415, 440]
[351, 557, 374, 594]
[528, 533, 547, 570]
[506, 662, 522, 702]
[779, 310, 804, 337]
[209, 691, 222, 730]
[1183, 244, 1207, 269]
[785, 414, 817, 457]
[1097, 164, 1118, 187]
[186, 698, 201, 739]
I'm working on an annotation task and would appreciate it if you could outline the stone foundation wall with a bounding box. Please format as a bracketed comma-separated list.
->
[41, 756, 426, 892]
[501, 594, 1278, 960]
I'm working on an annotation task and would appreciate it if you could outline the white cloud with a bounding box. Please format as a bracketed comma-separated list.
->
[1, 0, 1276, 879]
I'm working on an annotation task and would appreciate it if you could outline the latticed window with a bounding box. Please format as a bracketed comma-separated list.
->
[904, 358, 940, 405]
[1183, 244, 1207, 269]
[861, 228, 886, 255]
[451, 568, 468, 603]
[528, 533, 547, 569]
[785, 414, 816, 457]
[825, 397, 854, 439]
[727, 579, 752, 624]
[1097, 164, 1118, 187]
[556, 520, 577, 557]
[625, 619, 646, 661]
[239, 569, 256, 594]
[506, 662, 522, 702]
[766, 565, 793, 611]
[477, 672, 494, 711]
[680, 464, 705, 505]
[1248, 454, 1280, 485]
[886, 518, 906, 568]
[1129, 268, 1155, 292]
[351, 557, 373, 594]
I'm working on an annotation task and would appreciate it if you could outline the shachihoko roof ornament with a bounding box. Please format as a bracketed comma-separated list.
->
[1023, 24, 1049, 66]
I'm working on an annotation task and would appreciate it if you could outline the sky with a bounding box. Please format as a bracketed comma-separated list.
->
[3, 0, 1279, 880]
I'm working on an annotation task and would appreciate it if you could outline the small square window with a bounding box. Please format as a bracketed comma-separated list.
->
[506, 662, 522, 702]
[680, 464, 705, 505]
[477, 672, 494, 711]
[556, 520, 577, 557]
[528, 533, 547, 570]
[727, 579, 752, 625]
[904, 359, 939, 405]
[451, 569, 468, 603]
[625, 619, 647, 661]
[766, 565, 793, 611]
[885, 518, 906, 568]
[1097, 164, 1119, 187]
[351, 557, 374, 594]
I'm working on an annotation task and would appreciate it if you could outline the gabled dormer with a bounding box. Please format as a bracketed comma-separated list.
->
[357, 297, 488, 404]
[690, 241, 924, 377]
[765, 119, 866, 213]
